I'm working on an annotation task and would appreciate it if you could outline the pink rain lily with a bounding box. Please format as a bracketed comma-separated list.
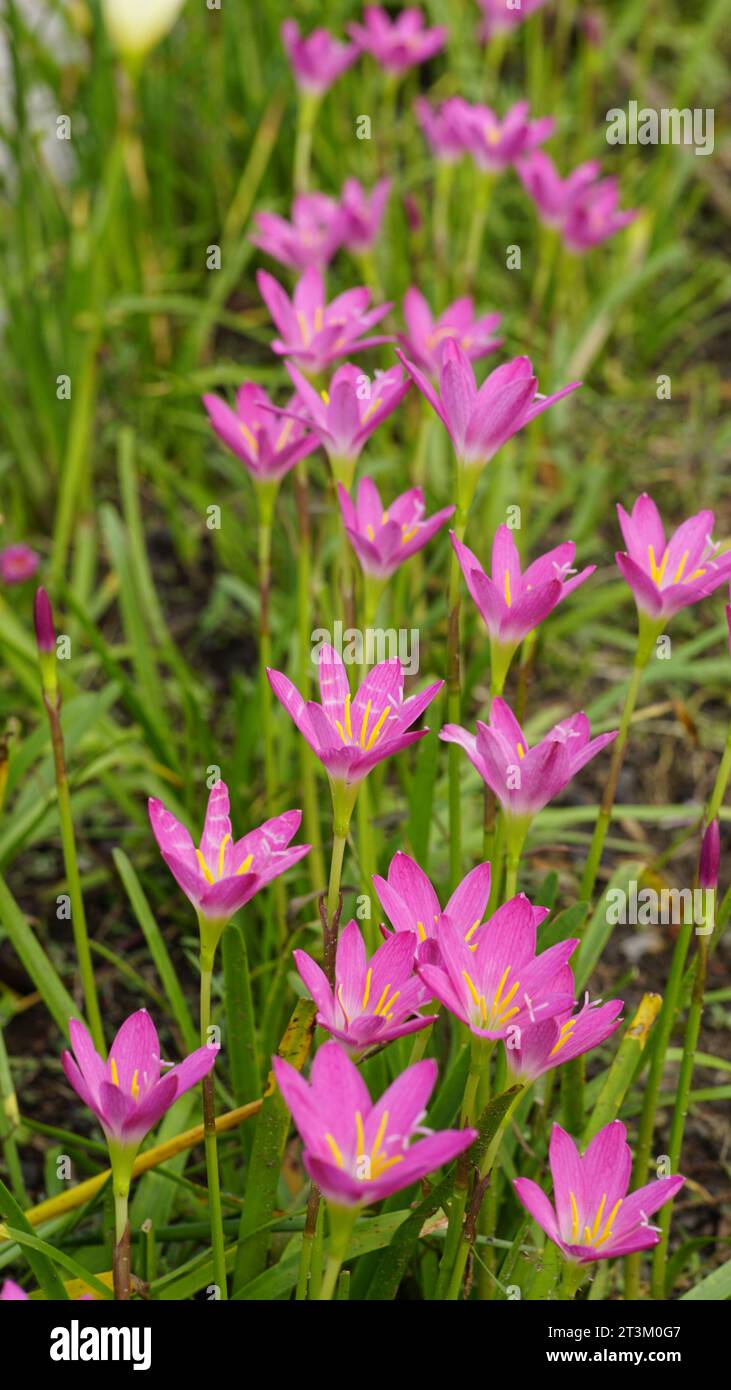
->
[268, 646, 443, 827]
[281, 20, 357, 96]
[338, 177, 391, 255]
[451, 525, 594, 689]
[374, 851, 549, 955]
[514, 1121, 685, 1263]
[615, 494, 731, 631]
[517, 151, 604, 227]
[396, 339, 580, 492]
[373, 851, 492, 945]
[251, 193, 343, 272]
[416, 900, 577, 1040]
[284, 361, 409, 485]
[455, 100, 554, 174]
[441, 698, 617, 831]
[203, 383, 318, 485]
[477, 0, 549, 39]
[338, 476, 454, 582]
[293, 918, 435, 1054]
[274, 1040, 476, 1206]
[348, 7, 446, 75]
[414, 96, 472, 163]
[399, 287, 502, 380]
[0, 1279, 28, 1300]
[506, 978, 623, 1083]
[148, 781, 310, 955]
[0, 544, 39, 585]
[258, 266, 392, 376]
[62, 1011, 217, 1163]
[562, 175, 638, 254]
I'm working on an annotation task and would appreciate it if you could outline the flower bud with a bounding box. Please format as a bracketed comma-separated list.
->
[699, 818, 720, 891]
[102, 0, 185, 61]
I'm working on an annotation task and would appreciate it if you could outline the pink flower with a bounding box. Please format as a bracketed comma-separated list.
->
[441, 698, 616, 826]
[0, 544, 39, 585]
[451, 525, 594, 688]
[148, 781, 310, 937]
[514, 1121, 684, 1263]
[455, 99, 554, 173]
[414, 96, 472, 163]
[416, 900, 577, 1040]
[203, 383, 318, 484]
[517, 151, 604, 227]
[562, 175, 637, 254]
[338, 177, 391, 255]
[616, 494, 731, 625]
[258, 266, 392, 376]
[338, 476, 453, 580]
[281, 19, 357, 96]
[477, 0, 549, 40]
[274, 1040, 476, 1206]
[284, 362, 409, 484]
[506, 980, 623, 1083]
[0, 1279, 28, 1300]
[348, 6, 446, 75]
[268, 645, 443, 791]
[251, 193, 343, 271]
[373, 850, 547, 946]
[293, 918, 435, 1054]
[62, 1011, 217, 1154]
[396, 338, 580, 476]
[399, 287, 502, 380]
[374, 852, 491, 945]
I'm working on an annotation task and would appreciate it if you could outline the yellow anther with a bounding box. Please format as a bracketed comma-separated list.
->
[314, 305, 324, 333]
[594, 1198, 623, 1247]
[239, 423, 258, 455]
[373, 984, 392, 1016]
[416, 921, 426, 942]
[275, 419, 294, 452]
[648, 544, 668, 586]
[365, 705, 391, 751]
[325, 1133, 344, 1168]
[464, 918, 481, 942]
[359, 699, 372, 749]
[548, 1018, 577, 1057]
[462, 970, 480, 1006]
[131, 1070, 140, 1101]
[492, 965, 511, 1013]
[401, 525, 419, 544]
[517, 742, 525, 760]
[504, 569, 512, 607]
[367, 524, 375, 541]
[355, 1109, 365, 1162]
[196, 849, 214, 884]
[362, 967, 372, 1010]
[570, 1190, 579, 1242]
[236, 852, 254, 877]
[217, 833, 231, 879]
[110, 1057, 119, 1087]
[344, 694, 353, 739]
[673, 550, 688, 583]
[360, 397, 383, 424]
[320, 388, 330, 404]
[296, 311, 311, 346]
[591, 1193, 607, 1239]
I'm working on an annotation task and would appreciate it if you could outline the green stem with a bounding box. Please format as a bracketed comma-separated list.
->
[444, 1086, 525, 1300]
[650, 908, 711, 1298]
[294, 461, 326, 894]
[44, 695, 104, 1052]
[464, 172, 494, 292]
[559, 1260, 585, 1301]
[580, 648, 650, 903]
[294, 92, 319, 194]
[319, 1205, 356, 1301]
[200, 958, 228, 1300]
[326, 832, 347, 927]
[706, 722, 731, 822]
[447, 501, 469, 888]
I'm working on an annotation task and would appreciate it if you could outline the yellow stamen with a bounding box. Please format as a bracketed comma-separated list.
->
[591, 1193, 607, 1239]
[517, 742, 525, 760]
[110, 1057, 119, 1087]
[367, 524, 375, 541]
[359, 699, 372, 749]
[673, 550, 688, 583]
[464, 918, 481, 942]
[416, 921, 426, 942]
[296, 311, 311, 346]
[570, 1190, 579, 1242]
[362, 968, 372, 1010]
[131, 1070, 140, 1101]
[217, 833, 231, 880]
[320, 388, 330, 405]
[462, 970, 480, 1007]
[344, 694, 352, 739]
[504, 569, 512, 606]
[355, 1109, 365, 1163]
[373, 984, 392, 1017]
[360, 396, 383, 424]
[401, 525, 419, 544]
[380, 989, 400, 1019]
[494, 980, 520, 1022]
[548, 1019, 577, 1057]
[239, 423, 258, 455]
[325, 1133, 344, 1168]
[314, 305, 324, 333]
[196, 849, 214, 884]
[365, 705, 391, 751]
[648, 543, 668, 586]
[275, 419, 294, 452]
[594, 1198, 623, 1247]
[491, 965, 511, 1014]
[236, 852, 254, 876]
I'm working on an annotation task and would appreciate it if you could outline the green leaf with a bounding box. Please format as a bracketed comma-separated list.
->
[0, 1178, 68, 1300]
[681, 1255, 731, 1300]
[0, 874, 78, 1037]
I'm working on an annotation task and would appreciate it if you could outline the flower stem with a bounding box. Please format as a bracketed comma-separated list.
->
[464, 172, 494, 292]
[294, 92, 319, 194]
[579, 654, 647, 903]
[444, 1086, 524, 1300]
[294, 461, 325, 894]
[559, 1260, 585, 1301]
[112, 1188, 131, 1300]
[319, 1205, 356, 1301]
[43, 693, 104, 1053]
[447, 502, 468, 888]
[200, 959, 228, 1300]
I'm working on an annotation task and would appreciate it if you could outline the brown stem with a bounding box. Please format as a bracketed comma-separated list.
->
[113, 1221, 131, 1301]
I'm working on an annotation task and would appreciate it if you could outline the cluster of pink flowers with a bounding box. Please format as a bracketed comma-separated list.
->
[251, 179, 392, 272]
